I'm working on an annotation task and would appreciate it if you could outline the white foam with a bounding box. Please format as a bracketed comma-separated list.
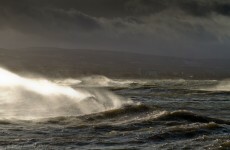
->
[201, 79, 230, 91]
[0, 68, 132, 120]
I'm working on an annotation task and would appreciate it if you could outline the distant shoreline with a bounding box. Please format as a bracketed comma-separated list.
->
[1, 48, 230, 80]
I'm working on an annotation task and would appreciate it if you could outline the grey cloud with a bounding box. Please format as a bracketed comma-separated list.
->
[0, 0, 230, 58]
[1, 0, 230, 18]
[116, 0, 230, 17]
[51, 0, 230, 17]
[0, 8, 101, 32]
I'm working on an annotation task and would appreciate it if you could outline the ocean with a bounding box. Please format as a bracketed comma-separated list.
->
[0, 68, 229, 149]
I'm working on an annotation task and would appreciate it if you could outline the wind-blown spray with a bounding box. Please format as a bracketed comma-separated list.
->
[0, 68, 131, 120]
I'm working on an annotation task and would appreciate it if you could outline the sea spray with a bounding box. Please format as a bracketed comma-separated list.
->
[199, 79, 230, 91]
[208, 79, 230, 91]
[0, 67, 132, 119]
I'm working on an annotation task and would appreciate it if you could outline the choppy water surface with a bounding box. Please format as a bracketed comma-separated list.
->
[0, 72, 229, 149]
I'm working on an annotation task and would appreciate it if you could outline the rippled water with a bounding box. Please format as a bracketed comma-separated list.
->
[0, 76, 229, 149]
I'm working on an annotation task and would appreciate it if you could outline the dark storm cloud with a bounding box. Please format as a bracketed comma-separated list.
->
[109, 0, 230, 17]
[1, 0, 230, 20]
[0, 0, 229, 32]
[0, 0, 230, 58]
[27, 0, 230, 17]
[0, 2, 101, 33]
[131, 0, 230, 17]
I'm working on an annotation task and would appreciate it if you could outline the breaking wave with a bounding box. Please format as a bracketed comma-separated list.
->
[55, 75, 143, 87]
[199, 79, 230, 92]
[0, 67, 132, 120]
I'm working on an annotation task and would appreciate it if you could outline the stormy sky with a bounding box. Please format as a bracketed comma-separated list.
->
[0, 0, 230, 58]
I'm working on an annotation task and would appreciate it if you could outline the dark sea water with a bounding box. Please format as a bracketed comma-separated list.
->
[0, 75, 229, 150]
